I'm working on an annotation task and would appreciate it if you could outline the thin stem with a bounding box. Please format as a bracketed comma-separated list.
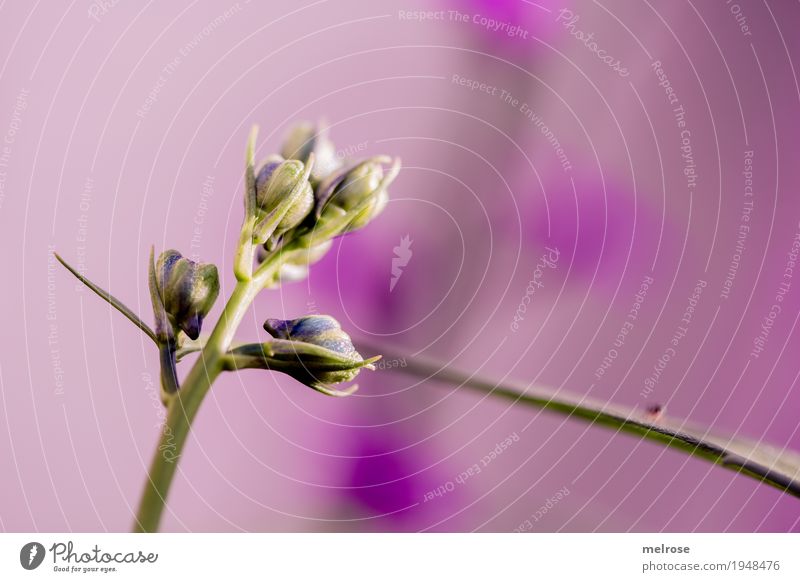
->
[133, 353, 222, 533]
[133, 283, 250, 532]
[54, 252, 158, 345]
[234, 125, 259, 282]
[361, 342, 800, 499]
[158, 342, 180, 399]
[133, 249, 289, 532]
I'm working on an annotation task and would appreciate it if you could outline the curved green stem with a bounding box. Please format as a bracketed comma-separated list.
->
[360, 342, 800, 499]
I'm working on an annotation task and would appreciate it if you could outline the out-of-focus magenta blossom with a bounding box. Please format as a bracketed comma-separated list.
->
[528, 179, 664, 287]
[345, 431, 461, 531]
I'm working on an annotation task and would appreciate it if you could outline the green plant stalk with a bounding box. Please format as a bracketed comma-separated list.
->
[133, 249, 283, 533]
[362, 342, 800, 499]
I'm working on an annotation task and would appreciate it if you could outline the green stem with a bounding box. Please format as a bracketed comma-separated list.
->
[361, 342, 800, 499]
[133, 352, 222, 533]
[133, 250, 285, 532]
[158, 342, 180, 399]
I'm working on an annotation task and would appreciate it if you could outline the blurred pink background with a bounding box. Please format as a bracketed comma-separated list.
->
[1, 0, 799, 532]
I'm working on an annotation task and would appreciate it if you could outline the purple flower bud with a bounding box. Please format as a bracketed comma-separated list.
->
[264, 315, 360, 360]
[152, 249, 219, 340]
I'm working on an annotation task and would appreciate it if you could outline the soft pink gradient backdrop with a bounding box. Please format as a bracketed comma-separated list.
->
[1, 0, 799, 531]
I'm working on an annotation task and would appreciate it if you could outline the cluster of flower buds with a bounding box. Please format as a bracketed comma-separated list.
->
[227, 315, 379, 395]
[244, 122, 401, 274]
[55, 120, 396, 436]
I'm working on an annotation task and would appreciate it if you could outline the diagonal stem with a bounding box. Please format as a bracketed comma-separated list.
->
[360, 341, 800, 499]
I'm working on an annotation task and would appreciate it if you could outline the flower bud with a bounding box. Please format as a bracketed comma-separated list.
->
[280, 121, 341, 183]
[152, 250, 219, 340]
[264, 315, 360, 360]
[314, 156, 400, 234]
[254, 157, 314, 240]
[226, 314, 379, 396]
[329, 162, 382, 210]
[226, 314, 379, 394]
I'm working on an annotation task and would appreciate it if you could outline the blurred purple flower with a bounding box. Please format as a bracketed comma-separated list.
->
[528, 179, 662, 286]
[345, 430, 461, 531]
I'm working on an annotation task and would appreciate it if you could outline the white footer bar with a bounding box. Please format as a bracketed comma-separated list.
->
[1, 533, 796, 581]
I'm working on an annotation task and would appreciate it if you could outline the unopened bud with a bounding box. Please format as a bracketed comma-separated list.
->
[314, 156, 400, 234]
[152, 250, 219, 340]
[280, 121, 341, 183]
[254, 157, 314, 240]
[264, 315, 360, 360]
[226, 314, 379, 396]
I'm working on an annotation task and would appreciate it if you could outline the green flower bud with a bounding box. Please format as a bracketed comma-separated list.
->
[226, 315, 380, 396]
[225, 315, 379, 395]
[314, 156, 400, 234]
[347, 186, 389, 232]
[254, 157, 314, 240]
[151, 250, 219, 340]
[330, 162, 382, 210]
[280, 121, 341, 183]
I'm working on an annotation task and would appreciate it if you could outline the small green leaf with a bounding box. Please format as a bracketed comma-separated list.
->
[54, 251, 158, 345]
